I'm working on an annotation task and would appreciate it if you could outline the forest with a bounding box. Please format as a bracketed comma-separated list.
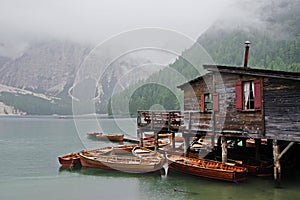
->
[109, 27, 300, 115]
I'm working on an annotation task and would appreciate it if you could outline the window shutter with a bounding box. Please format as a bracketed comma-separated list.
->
[254, 79, 262, 110]
[201, 93, 205, 112]
[235, 82, 243, 110]
[213, 93, 219, 111]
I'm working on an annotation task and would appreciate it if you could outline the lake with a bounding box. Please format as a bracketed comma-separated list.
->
[0, 116, 299, 200]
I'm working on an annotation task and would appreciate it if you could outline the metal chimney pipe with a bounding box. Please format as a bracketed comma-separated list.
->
[243, 41, 251, 68]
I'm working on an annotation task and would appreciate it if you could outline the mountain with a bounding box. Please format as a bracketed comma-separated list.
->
[0, 40, 165, 115]
[108, 0, 300, 115]
[1, 0, 299, 116]
[198, 0, 300, 71]
[0, 40, 89, 95]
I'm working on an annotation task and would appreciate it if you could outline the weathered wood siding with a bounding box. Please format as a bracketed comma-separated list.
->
[182, 69, 300, 142]
[183, 73, 264, 136]
[263, 78, 300, 141]
[219, 73, 264, 135]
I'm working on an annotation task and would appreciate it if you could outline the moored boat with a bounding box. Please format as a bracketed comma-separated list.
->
[224, 158, 273, 177]
[79, 148, 165, 173]
[166, 155, 247, 182]
[58, 152, 81, 168]
[87, 132, 101, 138]
[87, 132, 124, 142]
[58, 146, 113, 168]
[88, 146, 114, 155]
[112, 144, 138, 154]
[96, 133, 124, 142]
[132, 146, 157, 158]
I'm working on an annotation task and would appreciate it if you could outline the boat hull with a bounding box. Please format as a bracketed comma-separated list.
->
[95, 134, 124, 142]
[58, 153, 81, 168]
[167, 155, 247, 182]
[79, 152, 164, 173]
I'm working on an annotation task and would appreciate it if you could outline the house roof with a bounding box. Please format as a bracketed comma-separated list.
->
[177, 65, 300, 89]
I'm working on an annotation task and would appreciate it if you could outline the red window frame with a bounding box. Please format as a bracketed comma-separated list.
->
[236, 79, 262, 111]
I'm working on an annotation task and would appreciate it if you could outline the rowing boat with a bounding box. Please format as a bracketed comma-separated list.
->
[132, 146, 157, 158]
[58, 152, 81, 168]
[167, 155, 247, 182]
[58, 146, 113, 168]
[87, 132, 124, 142]
[79, 148, 165, 173]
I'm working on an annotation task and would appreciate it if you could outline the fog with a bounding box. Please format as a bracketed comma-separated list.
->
[0, 0, 235, 57]
[1, 0, 291, 58]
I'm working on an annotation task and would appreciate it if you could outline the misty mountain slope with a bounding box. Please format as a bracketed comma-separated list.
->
[196, 0, 300, 71]
[0, 40, 89, 95]
[0, 39, 167, 115]
[0, 56, 11, 70]
[109, 0, 300, 115]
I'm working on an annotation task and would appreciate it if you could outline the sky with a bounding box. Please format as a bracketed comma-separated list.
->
[0, 0, 234, 57]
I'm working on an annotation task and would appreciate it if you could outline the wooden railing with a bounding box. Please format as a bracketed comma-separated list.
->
[137, 110, 183, 131]
[137, 110, 216, 133]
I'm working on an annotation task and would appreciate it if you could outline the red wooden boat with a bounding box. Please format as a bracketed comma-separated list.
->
[96, 133, 124, 142]
[58, 146, 113, 168]
[58, 153, 81, 168]
[167, 155, 247, 182]
[87, 132, 124, 142]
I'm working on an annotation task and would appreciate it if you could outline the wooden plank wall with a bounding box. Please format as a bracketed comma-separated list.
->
[182, 72, 300, 142]
[264, 78, 300, 141]
[218, 73, 264, 135]
[185, 73, 264, 136]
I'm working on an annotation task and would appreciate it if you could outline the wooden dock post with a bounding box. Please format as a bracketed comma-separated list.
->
[221, 136, 227, 163]
[138, 129, 144, 147]
[154, 131, 158, 152]
[171, 131, 175, 150]
[273, 139, 281, 187]
[183, 132, 189, 156]
[255, 138, 261, 161]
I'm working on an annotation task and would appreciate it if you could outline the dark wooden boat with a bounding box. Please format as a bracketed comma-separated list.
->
[143, 140, 169, 149]
[79, 148, 165, 173]
[87, 132, 124, 142]
[95, 133, 124, 142]
[58, 152, 81, 168]
[144, 133, 171, 139]
[224, 158, 273, 177]
[58, 146, 113, 168]
[87, 132, 101, 138]
[166, 155, 247, 182]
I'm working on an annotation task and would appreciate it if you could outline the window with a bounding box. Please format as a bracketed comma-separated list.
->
[243, 81, 254, 110]
[236, 79, 262, 111]
[201, 93, 219, 112]
[204, 93, 212, 111]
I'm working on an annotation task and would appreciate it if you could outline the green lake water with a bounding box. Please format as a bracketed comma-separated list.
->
[0, 116, 299, 200]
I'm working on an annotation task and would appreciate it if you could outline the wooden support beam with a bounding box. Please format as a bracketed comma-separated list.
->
[171, 132, 175, 150]
[138, 129, 143, 147]
[273, 140, 281, 188]
[221, 136, 227, 163]
[242, 138, 247, 149]
[255, 139, 261, 161]
[183, 132, 190, 156]
[278, 142, 295, 160]
[154, 131, 158, 152]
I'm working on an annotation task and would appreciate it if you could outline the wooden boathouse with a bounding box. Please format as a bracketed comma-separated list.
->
[137, 44, 300, 186]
